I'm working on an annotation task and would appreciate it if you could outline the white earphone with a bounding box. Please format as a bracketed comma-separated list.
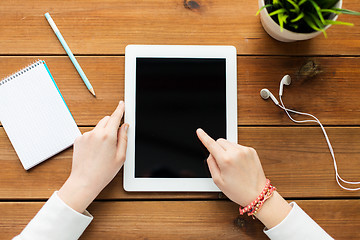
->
[260, 75, 360, 191]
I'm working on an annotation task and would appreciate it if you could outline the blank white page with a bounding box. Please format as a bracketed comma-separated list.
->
[0, 61, 81, 170]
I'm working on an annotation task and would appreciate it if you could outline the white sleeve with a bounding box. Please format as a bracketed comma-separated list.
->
[264, 202, 333, 240]
[13, 191, 93, 240]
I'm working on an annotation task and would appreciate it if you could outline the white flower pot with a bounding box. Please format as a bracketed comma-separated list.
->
[258, 0, 343, 42]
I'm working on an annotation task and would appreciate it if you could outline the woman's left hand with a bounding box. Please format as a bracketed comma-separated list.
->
[58, 101, 129, 213]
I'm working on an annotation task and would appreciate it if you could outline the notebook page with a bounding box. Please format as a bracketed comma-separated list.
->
[0, 61, 81, 170]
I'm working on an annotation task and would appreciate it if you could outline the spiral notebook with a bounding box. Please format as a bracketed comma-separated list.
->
[0, 60, 81, 170]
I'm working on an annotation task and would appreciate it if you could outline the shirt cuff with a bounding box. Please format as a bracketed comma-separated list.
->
[19, 191, 93, 240]
[263, 202, 333, 240]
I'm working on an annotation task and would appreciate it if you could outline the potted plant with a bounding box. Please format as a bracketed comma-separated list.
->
[257, 0, 360, 42]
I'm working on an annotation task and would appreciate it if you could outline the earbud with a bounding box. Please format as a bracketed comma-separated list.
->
[260, 88, 279, 106]
[279, 75, 291, 96]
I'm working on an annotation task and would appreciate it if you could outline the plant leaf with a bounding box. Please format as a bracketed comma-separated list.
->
[291, 12, 305, 23]
[333, 8, 360, 16]
[304, 14, 327, 38]
[308, 0, 326, 24]
[269, 8, 287, 17]
[278, 13, 284, 32]
[321, 9, 341, 15]
[324, 19, 354, 26]
[286, 0, 300, 13]
[289, 23, 299, 29]
[273, 0, 284, 8]
[308, 12, 325, 29]
[256, 4, 273, 16]
[282, 14, 289, 24]
[303, 15, 322, 32]
[298, 0, 308, 7]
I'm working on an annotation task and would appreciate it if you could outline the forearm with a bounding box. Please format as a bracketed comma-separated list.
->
[58, 176, 99, 214]
[255, 191, 292, 229]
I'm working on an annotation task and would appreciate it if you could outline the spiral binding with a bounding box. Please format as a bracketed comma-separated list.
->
[0, 60, 43, 86]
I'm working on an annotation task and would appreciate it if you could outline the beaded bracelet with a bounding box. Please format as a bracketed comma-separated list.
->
[239, 179, 270, 215]
[248, 185, 276, 218]
[239, 179, 276, 219]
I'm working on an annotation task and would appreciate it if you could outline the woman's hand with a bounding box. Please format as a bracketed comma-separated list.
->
[196, 128, 291, 229]
[58, 101, 128, 213]
[196, 128, 266, 207]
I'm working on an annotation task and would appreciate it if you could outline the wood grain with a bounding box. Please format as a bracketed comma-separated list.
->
[1, 56, 360, 126]
[1, 126, 359, 199]
[0, 1, 360, 55]
[1, 200, 359, 239]
[1, 1, 359, 238]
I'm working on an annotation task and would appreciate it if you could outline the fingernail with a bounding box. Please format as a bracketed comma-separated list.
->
[124, 124, 129, 132]
[119, 100, 124, 105]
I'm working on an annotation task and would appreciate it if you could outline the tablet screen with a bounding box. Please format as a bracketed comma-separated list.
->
[135, 58, 226, 178]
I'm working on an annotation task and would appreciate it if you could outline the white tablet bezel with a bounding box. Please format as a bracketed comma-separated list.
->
[124, 45, 237, 192]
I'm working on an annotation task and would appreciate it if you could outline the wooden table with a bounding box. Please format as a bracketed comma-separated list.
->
[1, 1, 360, 239]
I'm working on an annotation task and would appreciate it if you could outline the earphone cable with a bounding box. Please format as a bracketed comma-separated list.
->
[278, 96, 360, 191]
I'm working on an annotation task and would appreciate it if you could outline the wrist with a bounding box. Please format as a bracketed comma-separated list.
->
[255, 191, 292, 229]
[58, 176, 98, 213]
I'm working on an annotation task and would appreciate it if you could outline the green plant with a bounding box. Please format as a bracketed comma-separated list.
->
[257, 0, 360, 37]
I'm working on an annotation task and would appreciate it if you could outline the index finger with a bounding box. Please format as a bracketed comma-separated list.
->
[196, 128, 225, 160]
[106, 101, 125, 132]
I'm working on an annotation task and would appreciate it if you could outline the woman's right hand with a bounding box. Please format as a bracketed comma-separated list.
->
[196, 128, 267, 207]
[196, 128, 292, 229]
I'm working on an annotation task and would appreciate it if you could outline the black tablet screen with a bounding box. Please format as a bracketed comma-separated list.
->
[135, 58, 226, 178]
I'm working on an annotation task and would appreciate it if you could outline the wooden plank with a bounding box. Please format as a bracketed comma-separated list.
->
[1, 127, 360, 199]
[0, 127, 219, 200]
[0, 200, 359, 239]
[1, 56, 360, 126]
[0, 1, 360, 55]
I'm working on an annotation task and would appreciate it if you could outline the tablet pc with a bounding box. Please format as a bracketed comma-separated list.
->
[124, 45, 237, 191]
